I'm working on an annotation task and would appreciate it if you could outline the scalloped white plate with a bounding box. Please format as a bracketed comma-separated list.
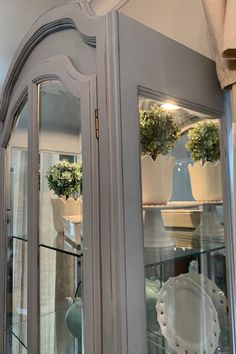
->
[183, 273, 229, 345]
[156, 274, 220, 354]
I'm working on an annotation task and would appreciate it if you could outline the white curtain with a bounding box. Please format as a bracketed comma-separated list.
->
[202, 0, 236, 89]
[202, 0, 236, 324]
[201, 4, 236, 198]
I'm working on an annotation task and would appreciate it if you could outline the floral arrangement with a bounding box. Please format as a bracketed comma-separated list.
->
[46, 160, 82, 199]
[140, 104, 180, 161]
[185, 120, 220, 164]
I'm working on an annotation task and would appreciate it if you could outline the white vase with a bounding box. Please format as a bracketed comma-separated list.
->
[141, 155, 175, 204]
[192, 204, 224, 246]
[188, 161, 222, 201]
[142, 155, 176, 248]
[51, 197, 82, 233]
[143, 208, 176, 248]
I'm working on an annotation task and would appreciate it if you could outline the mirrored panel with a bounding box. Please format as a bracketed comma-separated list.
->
[39, 81, 83, 354]
[6, 100, 28, 352]
[139, 97, 230, 354]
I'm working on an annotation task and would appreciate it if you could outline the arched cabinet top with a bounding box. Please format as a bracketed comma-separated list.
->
[0, 55, 96, 148]
[0, 0, 105, 123]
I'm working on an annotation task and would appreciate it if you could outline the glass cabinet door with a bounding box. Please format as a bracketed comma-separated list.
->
[38, 80, 85, 354]
[139, 96, 230, 354]
[3, 67, 98, 354]
[6, 99, 28, 353]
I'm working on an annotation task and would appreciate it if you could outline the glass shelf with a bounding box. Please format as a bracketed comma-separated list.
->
[147, 329, 229, 354]
[10, 235, 27, 242]
[144, 243, 226, 291]
[40, 309, 80, 353]
[147, 329, 175, 354]
[10, 235, 82, 258]
[143, 201, 224, 248]
[7, 329, 27, 354]
[39, 242, 82, 258]
[40, 231, 82, 257]
[143, 200, 223, 210]
[8, 321, 27, 350]
[144, 243, 225, 267]
[10, 309, 80, 352]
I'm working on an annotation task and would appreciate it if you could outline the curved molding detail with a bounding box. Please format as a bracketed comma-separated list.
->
[0, 54, 96, 147]
[0, 1, 101, 122]
[88, 0, 129, 15]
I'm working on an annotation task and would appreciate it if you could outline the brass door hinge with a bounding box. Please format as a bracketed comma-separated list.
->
[95, 108, 99, 139]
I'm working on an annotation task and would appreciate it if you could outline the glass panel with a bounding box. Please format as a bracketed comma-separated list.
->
[139, 97, 230, 354]
[6, 101, 28, 352]
[40, 247, 82, 353]
[39, 81, 83, 354]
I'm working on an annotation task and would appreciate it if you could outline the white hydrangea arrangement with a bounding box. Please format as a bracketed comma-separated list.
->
[46, 160, 82, 199]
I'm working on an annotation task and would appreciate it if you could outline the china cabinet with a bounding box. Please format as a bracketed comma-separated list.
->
[0, 2, 235, 354]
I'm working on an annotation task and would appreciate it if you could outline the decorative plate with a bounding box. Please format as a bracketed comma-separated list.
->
[145, 279, 161, 332]
[183, 273, 229, 346]
[156, 274, 220, 354]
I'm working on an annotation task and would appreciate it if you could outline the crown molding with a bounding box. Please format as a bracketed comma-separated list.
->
[0, 1, 102, 122]
[88, 0, 129, 15]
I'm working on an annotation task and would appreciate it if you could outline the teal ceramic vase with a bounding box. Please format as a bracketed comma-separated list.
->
[65, 297, 83, 341]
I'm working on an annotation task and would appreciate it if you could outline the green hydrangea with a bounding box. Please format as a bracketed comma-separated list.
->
[46, 160, 82, 198]
[140, 104, 180, 161]
[185, 120, 220, 164]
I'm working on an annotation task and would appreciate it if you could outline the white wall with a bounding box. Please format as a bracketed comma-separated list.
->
[120, 0, 213, 59]
[0, 0, 213, 97]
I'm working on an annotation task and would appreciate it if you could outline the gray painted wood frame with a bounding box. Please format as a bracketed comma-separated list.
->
[0, 2, 129, 354]
[220, 89, 236, 351]
[0, 1, 101, 121]
[28, 81, 40, 354]
[0, 147, 7, 354]
[0, 40, 100, 354]
[116, 12, 235, 354]
[1, 3, 235, 354]
[96, 10, 128, 354]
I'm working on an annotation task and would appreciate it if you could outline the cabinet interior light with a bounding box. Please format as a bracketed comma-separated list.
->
[161, 103, 179, 110]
